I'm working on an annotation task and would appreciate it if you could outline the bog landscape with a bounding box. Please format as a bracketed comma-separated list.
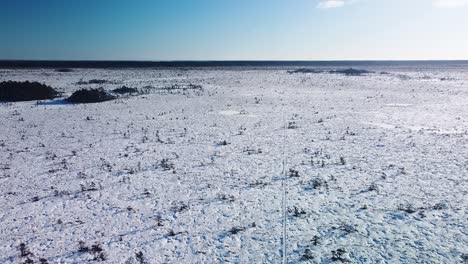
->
[0, 64, 467, 263]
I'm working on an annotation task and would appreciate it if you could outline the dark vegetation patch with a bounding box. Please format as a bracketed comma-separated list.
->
[227, 222, 256, 235]
[440, 77, 456, 81]
[331, 248, 349, 262]
[217, 193, 235, 202]
[112, 86, 139, 95]
[287, 68, 373, 76]
[88, 79, 109, 84]
[66, 88, 115, 103]
[18, 242, 49, 263]
[289, 206, 307, 218]
[228, 226, 246, 235]
[305, 177, 329, 191]
[243, 147, 262, 155]
[158, 158, 175, 171]
[397, 74, 411, 80]
[18, 243, 32, 257]
[397, 202, 448, 216]
[55, 68, 73, 72]
[287, 121, 298, 129]
[334, 224, 357, 235]
[397, 203, 418, 214]
[78, 241, 107, 261]
[80, 181, 100, 192]
[153, 84, 204, 95]
[165, 84, 202, 90]
[288, 68, 324, 74]
[357, 183, 379, 194]
[135, 84, 204, 96]
[0, 81, 59, 102]
[171, 202, 189, 213]
[166, 230, 187, 237]
[135, 251, 147, 264]
[288, 168, 300, 178]
[216, 140, 229, 146]
[460, 254, 468, 264]
[76, 79, 116, 85]
[301, 249, 315, 261]
[329, 68, 374, 76]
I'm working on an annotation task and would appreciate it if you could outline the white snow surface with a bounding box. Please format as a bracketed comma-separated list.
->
[0, 68, 467, 263]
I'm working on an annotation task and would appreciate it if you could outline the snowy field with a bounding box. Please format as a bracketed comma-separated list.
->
[0, 67, 467, 263]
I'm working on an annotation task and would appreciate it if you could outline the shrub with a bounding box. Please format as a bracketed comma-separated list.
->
[67, 88, 115, 103]
[217, 140, 229, 146]
[76, 79, 111, 85]
[301, 249, 314, 261]
[0, 81, 59, 102]
[329, 68, 373, 76]
[78, 242, 106, 261]
[288, 68, 323, 74]
[55, 68, 73, 72]
[112, 86, 139, 94]
[18, 243, 31, 257]
[289, 206, 307, 217]
[331, 248, 349, 262]
[228, 223, 256, 235]
[397, 203, 417, 214]
[88, 79, 109, 84]
[287, 121, 298, 129]
[135, 251, 147, 264]
[288, 169, 300, 178]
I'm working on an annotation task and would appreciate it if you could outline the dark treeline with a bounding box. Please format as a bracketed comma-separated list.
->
[1, 60, 468, 69]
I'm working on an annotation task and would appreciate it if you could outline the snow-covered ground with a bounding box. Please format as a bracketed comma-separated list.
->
[0, 67, 467, 263]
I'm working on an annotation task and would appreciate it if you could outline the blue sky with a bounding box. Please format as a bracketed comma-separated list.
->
[1, 0, 468, 60]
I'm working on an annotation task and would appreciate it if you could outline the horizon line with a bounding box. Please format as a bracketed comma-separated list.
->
[2, 59, 468, 69]
[2, 59, 468, 62]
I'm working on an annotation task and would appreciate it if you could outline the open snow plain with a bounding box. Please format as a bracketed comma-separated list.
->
[0, 67, 467, 263]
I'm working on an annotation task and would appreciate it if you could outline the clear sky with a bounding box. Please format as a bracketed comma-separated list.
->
[1, 0, 468, 60]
